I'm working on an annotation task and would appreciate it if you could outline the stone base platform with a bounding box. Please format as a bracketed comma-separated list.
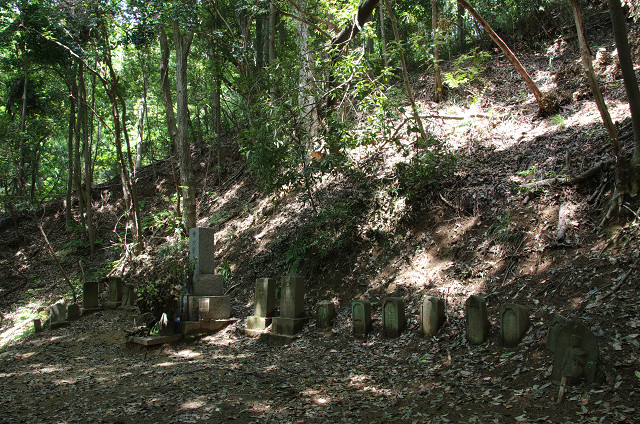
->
[244, 316, 272, 337]
[272, 316, 309, 336]
[103, 301, 121, 309]
[81, 307, 102, 315]
[259, 332, 301, 346]
[176, 319, 237, 336]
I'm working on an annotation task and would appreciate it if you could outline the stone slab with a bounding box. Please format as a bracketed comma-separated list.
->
[82, 281, 99, 310]
[254, 278, 276, 317]
[551, 320, 599, 385]
[109, 276, 123, 303]
[500, 303, 529, 347]
[33, 319, 42, 333]
[67, 304, 81, 321]
[122, 284, 136, 307]
[193, 274, 224, 296]
[103, 301, 121, 309]
[260, 332, 299, 346]
[130, 334, 182, 346]
[420, 296, 446, 337]
[49, 303, 67, 324]
[547, 314, 569, 353]
[352, 300, 372, 337]
[465, 295, 489, 344]
[272, 316, 308, 336]
[382, 297, 406, 337]
[189, 227, 216, 275]
[280, 275, 305, 319]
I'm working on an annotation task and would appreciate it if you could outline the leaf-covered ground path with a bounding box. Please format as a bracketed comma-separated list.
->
[1, 305, 638, 423]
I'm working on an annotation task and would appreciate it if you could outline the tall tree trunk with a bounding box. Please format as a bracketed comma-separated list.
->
[268, 1, 277, 95]
[78, 63, 95, 256]
[72, 65, 86, 233]
[18, 70, 27, 199]
[65, 72, 75, 231]
[379, 2, 389, 70]
[456, 0, 551, 114]
[297, 0, 319, 151]
[609, 0, 640, 196]
[159, 24, 179, 153]
[433, 0, 442, 102]
[457, 3, 464, 48]
[568, 0, 620, 153]
[384, 0, 429, 146]
[172, 21, 196, 231]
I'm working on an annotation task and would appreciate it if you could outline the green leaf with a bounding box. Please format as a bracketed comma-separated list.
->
[635, 370, 640, 379]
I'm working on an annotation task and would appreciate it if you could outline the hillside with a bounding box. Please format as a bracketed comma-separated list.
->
[1, 16, 640, 424]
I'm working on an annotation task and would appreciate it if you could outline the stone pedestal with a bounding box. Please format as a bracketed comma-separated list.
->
[272, 316, 309, 336]
[82, 281, 100, 312]
[189, 227, 216, 276]
[465, 295, 489, 344]
[500, 303, 529, 347]
[382, 297, 406, 337]
[420, 296, 445, 337]
[245, 278, 277, 336]
[185, 295, 231, 321]
[352, 300, 371, 337]
[265, 275, 307, 343]
[316, 301, 335, 331]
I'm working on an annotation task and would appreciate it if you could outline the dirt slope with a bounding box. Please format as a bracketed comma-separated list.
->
[1, 16, 640, 424]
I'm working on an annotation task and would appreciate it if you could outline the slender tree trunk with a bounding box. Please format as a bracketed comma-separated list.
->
[457, 3, 464, 48]
[268, 1, 277, 95]
[214, 64, 222, 186]
[609, 0, 640, 195]
[456, 0, 550, 114]
[568, 0, 620, 153]
[78, 63, 95, 256]
[384, 0, 429, 146]
[72, 65, 86, 233]
[379, 2, 389, 70]
[433, 0, 442, 102]
[159, 24, 179, 153]
[172, 21, 196, 231]
[65, 75, 75, 231]
[297, 0, 319, 151]
[18, 70, 27, 199]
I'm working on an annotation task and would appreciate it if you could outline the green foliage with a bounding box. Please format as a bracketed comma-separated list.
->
[394, 151, 457, 204]
[443, 48, 491, 89]
[216, 260, 231, 281]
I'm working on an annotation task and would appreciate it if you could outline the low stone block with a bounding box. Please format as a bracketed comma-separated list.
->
[67, 304, 81, 321]
[352, 300, 371, 337]
[500, 303, 529, 347]
[316, 301, 336, 331]
[193, 274, 224, 296]
[465, 295, 489, 344]
[547, 315, 569, 353]
[131, 334, 182, 346]
[246, 316, 272, 331]
[82, 281, 99, 310]
[33, 319, 42, 333]
[187, 295, 231, 321]
[254, 278, 276, 317]
[280, 275, 305, 319]
[420, 296, 445, 337]
[551, 320, 599, 385]
[382, 297, 406, 338]
[108, 276, 123, 303]
[122, 284, 136, 307]
[189, 227, 216, 276]
[272, 316, 308, 336]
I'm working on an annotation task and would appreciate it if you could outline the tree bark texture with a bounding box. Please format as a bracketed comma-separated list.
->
[609, 0, 640, 194]
[172, 21, 196, 231]
[433, 0, 442, 102]
[159, 25, 179, 153]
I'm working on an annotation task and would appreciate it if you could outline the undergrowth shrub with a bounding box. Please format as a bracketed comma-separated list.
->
[394, 151, 457, 205]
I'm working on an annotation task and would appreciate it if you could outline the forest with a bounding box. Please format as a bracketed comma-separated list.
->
[1, 0, 640, 422]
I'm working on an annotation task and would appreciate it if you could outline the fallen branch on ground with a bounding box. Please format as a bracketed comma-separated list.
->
[520, 159, 612, 190]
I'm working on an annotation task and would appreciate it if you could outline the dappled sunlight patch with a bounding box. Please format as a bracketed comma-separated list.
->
[155, 361, 177, 368]
[179, 399, 205, 410]
[173, 349, 202, 359]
